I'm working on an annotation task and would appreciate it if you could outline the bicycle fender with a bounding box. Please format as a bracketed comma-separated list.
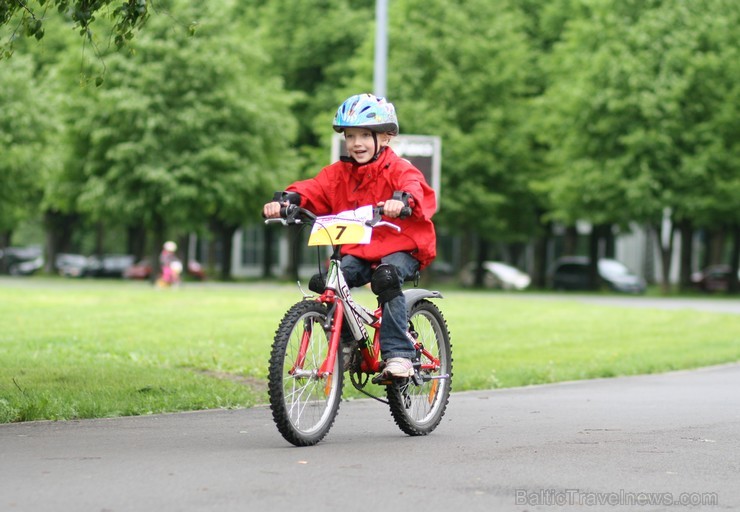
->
[403, 288, 443, 315]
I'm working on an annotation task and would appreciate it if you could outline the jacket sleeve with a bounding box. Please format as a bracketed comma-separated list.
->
[285, 168, 335, 216]
[393, 164, 437, 221]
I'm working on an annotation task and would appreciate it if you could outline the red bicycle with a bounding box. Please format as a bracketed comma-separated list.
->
[266, 204, 452, 446]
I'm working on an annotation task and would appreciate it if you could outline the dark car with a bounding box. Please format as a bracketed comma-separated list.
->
[90, 254, 136, 278]
[56, 253, 91, 277]
[0, 246, 44, 275]
[691, 265, 740, 293]
[550, 256, 646, 294]
[56, 253, 135, 278]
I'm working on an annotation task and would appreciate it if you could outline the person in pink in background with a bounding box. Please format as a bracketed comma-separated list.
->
[158, 241, 182, 287]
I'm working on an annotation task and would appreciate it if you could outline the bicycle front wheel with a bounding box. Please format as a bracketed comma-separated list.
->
[268, 300, 343, 446]
[387, 299, 452, 436]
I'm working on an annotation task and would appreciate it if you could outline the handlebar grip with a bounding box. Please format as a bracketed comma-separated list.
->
[262, 203, 296, 219]
[390, 191, 412, 219]
[376, 205, 412, 219]
[280, 204, 298, 218]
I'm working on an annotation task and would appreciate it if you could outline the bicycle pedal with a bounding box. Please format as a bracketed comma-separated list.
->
[411, 371, 424, 386]
[372, 373, 413, 387]
[371, 374, 393, 386]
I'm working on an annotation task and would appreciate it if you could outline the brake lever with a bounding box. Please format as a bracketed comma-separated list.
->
[264, 218, 303, 226]
[365, 209, 402, 231]
[366, 210, 383, 226]
[374, 221, 401, 232]
[367, 205, 411, 226]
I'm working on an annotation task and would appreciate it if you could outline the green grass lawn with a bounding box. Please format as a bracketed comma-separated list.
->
[1, 277, 739, 423]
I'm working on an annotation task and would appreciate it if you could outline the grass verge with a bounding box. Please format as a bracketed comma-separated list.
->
[1, 278, 739, 423]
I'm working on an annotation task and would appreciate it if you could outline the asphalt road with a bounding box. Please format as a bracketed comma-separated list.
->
[2, 363, 739, 512]
[504, 293, 740, 315]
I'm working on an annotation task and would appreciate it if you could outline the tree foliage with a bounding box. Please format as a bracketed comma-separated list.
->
[537, 0, 740, 228]
[351, 0, 543, 242]
[251, 0, 374, 174]
[53, 0, 297, 274]
[0, 53, 62, 241]
[1, 0, 148, 58]
[532, 0, 740, 287]
[74, 14, 295, 226]
[0, 0, 738, 287]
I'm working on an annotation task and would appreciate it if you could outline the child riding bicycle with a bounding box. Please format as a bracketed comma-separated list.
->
[263, 93, 437, 379]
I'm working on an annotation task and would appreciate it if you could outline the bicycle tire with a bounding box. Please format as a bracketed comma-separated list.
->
[387, 299, 452, 436]
[268, 300, 343, 446]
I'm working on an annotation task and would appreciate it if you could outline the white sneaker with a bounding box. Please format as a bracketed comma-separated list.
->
[383, 357, 414, 378]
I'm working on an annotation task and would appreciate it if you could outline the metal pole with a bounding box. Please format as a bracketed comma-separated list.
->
[374, 0, 388, 98]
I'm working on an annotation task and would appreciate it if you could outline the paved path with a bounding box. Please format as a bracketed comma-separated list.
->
[502, 292, 740, 315]
[2, 364, 738, 512]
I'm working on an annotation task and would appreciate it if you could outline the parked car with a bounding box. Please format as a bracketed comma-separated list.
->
[91, 254, 136, 278]
[426, 260, 456, 283]
[460, 261, 532, 290]
[550, 256, 646, 294]
[56, 253, 135, 278]
[56, 253, 91, 277]
[691, 264, 740, 293]
[0, 246, 44, 275]
[123, 258, 206, 281]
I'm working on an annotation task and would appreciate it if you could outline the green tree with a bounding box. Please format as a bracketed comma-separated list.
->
[536, 0, 740, 292]
[1, 0, 148, 58]
[254, 0, 374, 172]
[0, 53, 62, 260]
[68, 0, 298, 278]
[382, 0, 542, 282]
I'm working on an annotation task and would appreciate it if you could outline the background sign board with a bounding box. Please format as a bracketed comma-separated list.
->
[331, 133, 442, 209]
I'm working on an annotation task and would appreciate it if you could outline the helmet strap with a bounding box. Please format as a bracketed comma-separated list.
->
[367, 133, 389, 164]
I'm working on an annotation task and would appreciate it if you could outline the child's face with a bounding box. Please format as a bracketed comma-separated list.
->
[344, 128, 390, 164]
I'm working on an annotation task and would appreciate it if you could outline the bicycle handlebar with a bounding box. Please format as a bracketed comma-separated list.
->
[264, 204, 411, 227]
[262, 204, 306, 226]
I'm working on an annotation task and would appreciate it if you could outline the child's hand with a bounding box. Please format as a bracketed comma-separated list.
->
[378, 199, 405, 218]
[263, 201, 284, 218]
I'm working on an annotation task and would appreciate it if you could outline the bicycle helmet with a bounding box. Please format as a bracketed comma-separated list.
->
[333, 93, 399, 135]
[164, 241, 177, 252]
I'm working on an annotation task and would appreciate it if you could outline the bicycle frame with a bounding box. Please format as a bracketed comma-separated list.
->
[290, 244, 443, 383]
[267, 203, 452, 445]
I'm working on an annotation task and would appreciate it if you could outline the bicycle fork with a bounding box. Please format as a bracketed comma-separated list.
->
[287, 293, 358, 392]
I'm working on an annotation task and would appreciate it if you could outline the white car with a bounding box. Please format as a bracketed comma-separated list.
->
[461, 261, 532, 290]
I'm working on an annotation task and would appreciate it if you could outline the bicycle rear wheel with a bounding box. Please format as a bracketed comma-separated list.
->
[387, 299, 452, 436]
[268, 301, 343, 446]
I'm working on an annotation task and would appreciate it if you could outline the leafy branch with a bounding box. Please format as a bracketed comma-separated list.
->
[1, 0, 150, 59]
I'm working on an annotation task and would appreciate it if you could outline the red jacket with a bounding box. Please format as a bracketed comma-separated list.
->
[287, 147, 437, 269]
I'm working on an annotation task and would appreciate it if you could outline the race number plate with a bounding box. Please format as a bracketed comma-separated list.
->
[308, 206, 373, 246]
